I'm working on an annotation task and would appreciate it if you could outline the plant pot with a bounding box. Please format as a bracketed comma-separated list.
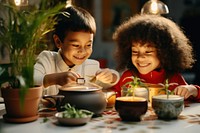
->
[152, 95, 184, 120]
[1, 86, 43, 123]
[115, 96, 148, 121]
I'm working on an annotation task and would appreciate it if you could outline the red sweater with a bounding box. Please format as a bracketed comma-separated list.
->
[112, 69, 200, 102]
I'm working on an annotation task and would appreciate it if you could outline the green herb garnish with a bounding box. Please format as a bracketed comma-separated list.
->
[61, 103, 93, 118]
[41, 117, 49, 123]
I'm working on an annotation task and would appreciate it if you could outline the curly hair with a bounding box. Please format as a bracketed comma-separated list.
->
[113, 14, 195, 75]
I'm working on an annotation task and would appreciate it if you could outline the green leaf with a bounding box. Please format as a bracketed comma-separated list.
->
[122, 76, 148, 97]
[0, 0, 66, 106]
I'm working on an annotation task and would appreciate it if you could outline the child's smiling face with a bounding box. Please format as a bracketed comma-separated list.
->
[58, 31, 93, 67]
[131, 43, 160, 74]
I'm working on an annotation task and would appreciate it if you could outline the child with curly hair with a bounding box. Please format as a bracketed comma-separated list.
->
[112, 14, 200, 102]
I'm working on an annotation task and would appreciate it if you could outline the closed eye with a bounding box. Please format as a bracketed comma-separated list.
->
[132, 50, 138, 55]
[145, 51, 154, 54]
[86, 43, 92, 47]
[72, 44, 79, 47]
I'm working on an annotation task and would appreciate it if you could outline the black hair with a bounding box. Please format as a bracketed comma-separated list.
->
[54, 6, 96, 42]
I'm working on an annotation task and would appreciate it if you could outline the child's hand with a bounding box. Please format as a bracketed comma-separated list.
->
[59, 71, 80, 86]
[44, 71, 80, 87]
[95, 68, 114, 84]
[55, 71, 79, 86]
[174, 85, 198, 99]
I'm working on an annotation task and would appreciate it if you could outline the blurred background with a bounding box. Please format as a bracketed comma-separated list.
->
[0, 0, 200, 85]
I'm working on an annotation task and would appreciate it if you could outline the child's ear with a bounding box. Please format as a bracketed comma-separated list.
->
[53, 34, 62, 48]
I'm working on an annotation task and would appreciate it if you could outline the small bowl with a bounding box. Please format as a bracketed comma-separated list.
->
[115, 96, 148, 121]
[55, 110, 93, 126]
[152, 95, 184, 120]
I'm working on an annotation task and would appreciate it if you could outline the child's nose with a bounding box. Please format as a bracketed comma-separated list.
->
[78, 47, 86, 53]
[137, 53, 146, 59]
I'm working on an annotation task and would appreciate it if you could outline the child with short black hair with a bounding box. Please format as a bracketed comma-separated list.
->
[34, 6, 119, 95]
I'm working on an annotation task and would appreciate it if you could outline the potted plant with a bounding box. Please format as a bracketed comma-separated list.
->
[115, 77, 149, 121]
[152, 79, 184, 120]
[120, 76, 167, 103]
[121, 76, 148, 99]
[0, 0, 65, 123]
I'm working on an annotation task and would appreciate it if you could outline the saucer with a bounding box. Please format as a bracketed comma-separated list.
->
[55, 111, 93, 126]
[3, 114, 39, 123]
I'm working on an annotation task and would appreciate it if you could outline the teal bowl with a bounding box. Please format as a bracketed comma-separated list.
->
[152, 95, 184, 120]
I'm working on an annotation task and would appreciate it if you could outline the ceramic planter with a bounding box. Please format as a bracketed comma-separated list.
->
[1, 86, 42, 123]
[152, 95, 184, 120]
[115, 96, 148, 121]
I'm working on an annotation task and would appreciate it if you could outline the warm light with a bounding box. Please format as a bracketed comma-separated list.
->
[14, 0, 28, 6]
[151, 1, 158, 14]
[141, 0, 169, 15]
[66, 0, 72, 8]
[14, 0, 21, 6]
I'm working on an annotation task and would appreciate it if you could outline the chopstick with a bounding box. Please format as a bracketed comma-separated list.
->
[86, 75, 97, 83]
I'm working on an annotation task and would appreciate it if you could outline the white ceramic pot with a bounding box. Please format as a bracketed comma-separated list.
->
[134, 87, 149, 101]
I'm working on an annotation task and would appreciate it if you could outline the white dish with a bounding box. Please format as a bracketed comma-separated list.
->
[55, 111, 93, 126]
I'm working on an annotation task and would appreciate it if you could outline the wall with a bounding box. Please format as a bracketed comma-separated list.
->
[91, 0, 140, 69]
[91, 0, 199, 84]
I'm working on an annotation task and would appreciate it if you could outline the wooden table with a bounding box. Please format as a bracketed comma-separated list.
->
[0, 103, 200, 133]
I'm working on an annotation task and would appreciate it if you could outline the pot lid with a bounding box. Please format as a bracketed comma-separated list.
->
[59, 82, 103, 92]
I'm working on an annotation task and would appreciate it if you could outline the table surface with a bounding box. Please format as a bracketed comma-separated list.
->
[0, 103, 200, 133]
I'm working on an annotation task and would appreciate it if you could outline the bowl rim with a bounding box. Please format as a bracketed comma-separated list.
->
[116, 96, 147, 102]
[55, 109, 93, 118]
[152, 95, 184, 101]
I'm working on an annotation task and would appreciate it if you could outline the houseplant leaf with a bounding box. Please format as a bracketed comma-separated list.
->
[0, 0, 66, 105]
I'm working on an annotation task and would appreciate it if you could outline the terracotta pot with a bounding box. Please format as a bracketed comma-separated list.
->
[57, 83, 107, 115]
[152, 95, 184, 120]
[115, 96, 148, 121]
[1, 86, 43, 123]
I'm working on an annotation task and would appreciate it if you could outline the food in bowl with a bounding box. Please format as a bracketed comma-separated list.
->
[55, 104, 93, 126]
